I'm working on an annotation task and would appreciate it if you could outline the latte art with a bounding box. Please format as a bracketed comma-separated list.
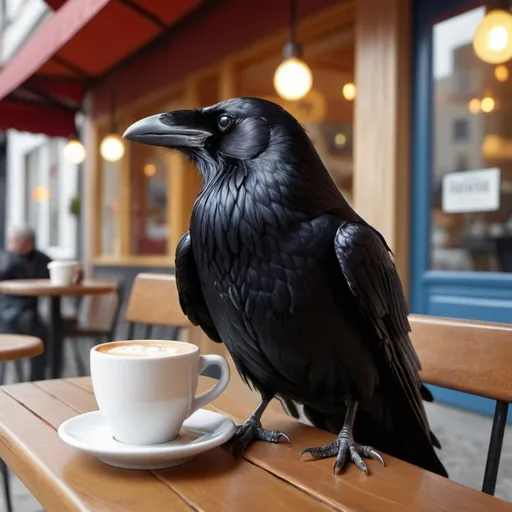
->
[96, 341, 194, 357]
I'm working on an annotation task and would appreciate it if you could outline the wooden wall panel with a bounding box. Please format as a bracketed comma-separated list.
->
[354, 0, 411, 295]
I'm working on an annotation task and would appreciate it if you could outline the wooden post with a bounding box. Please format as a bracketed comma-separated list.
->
[354, 0, 411, 295]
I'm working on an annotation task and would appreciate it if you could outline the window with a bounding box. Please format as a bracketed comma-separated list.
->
[24, 146, 41, 231]
[128, 143, 169, 256]
[100, 160, 120, 257]
[452, 118, 469, 142]
[48, 139, 59, 246]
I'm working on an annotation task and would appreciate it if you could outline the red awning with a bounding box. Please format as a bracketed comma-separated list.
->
[0, 0, 202, 137]
[44, 0, 68, 10]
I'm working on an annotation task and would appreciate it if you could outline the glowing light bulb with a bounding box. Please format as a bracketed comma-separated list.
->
[481, 96, 495, 113]
[495, 64, 509, 81]
[63, 138, 86, 164]
[144, 163, 156, 177]
[473, 10, 512, 64]
[342, 82, 356, 101]
[273, 57, 313, 101]
[334, 133, 347, 147]
[100, 133, 125, 162]
[468, 98, 481, 114]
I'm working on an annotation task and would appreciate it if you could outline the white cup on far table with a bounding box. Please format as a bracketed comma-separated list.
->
[47, 260, 81, 286]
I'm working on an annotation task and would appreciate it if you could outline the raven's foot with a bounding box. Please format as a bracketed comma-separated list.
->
[300, 429, 385, 475]
[223, 416, 291, 456]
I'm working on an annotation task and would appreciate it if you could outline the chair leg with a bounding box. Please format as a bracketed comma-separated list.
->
[14, 360, 24, 382]
[0, 364, 6, 386]
[482, 400, 509, 495]
[70, 340, 86, 377]
[1, 459, 12, 512]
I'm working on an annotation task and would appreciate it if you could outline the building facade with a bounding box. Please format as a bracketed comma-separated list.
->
[0, 0, 79, 259]
[0, 0, 511, 418]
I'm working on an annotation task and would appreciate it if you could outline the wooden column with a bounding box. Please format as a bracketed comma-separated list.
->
[354, 0, 411, 294]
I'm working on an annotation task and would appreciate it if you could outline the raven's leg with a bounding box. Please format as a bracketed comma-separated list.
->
[224, 396, 290, 455]
[300, 398, 385, 474]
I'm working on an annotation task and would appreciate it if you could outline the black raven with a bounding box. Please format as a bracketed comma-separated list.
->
[123, 98, 447, 477]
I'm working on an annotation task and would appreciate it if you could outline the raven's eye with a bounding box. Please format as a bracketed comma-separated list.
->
[217, 114, 233, 131]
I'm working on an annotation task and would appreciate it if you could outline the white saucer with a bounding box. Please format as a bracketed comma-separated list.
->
[58, 409, 236, 470]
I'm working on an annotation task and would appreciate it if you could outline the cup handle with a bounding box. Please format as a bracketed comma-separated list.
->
[188, 354, 230, 417]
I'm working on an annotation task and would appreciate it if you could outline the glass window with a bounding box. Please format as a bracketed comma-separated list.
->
[236, 25, 355, 203]
[431, 7, 512, 272]
[24, 146, 41, 231]
[100, 159, 121, 257]
[48, 139, 59, 247]
[129, 142, 169, 256]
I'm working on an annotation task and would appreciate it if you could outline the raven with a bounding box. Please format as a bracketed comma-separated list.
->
[124, 98, 447, 477]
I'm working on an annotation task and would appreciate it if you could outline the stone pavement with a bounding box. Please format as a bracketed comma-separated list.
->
[1, 340, 510, 510]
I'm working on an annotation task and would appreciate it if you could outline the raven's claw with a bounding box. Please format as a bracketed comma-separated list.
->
[300, 430, 385, 475]
[223, 416, 291, 456]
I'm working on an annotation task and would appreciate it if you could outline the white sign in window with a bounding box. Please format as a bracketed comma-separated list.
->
[442, 168, 501, 213]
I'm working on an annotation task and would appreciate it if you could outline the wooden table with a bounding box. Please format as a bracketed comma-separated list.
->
[0, 334, 43, 362]
[0, 280, 117, 379]
[0, 377, 509, 511]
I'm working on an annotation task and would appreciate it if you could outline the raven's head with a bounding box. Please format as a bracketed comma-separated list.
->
[123, 97, 313, 177]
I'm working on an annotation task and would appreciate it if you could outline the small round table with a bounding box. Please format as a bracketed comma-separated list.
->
[0, 334, 43, 363]
[0, 279, 117, 379]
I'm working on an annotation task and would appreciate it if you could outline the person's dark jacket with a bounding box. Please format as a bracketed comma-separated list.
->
[0, 249, 51, 326]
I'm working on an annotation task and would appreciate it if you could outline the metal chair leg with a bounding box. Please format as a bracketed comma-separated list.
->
[482, 400, 509, 495]
[14, 360, 24, 382]
[70, 340, 86, 377]
[1, 459, 13, 512]
[0, 364, 6, 386]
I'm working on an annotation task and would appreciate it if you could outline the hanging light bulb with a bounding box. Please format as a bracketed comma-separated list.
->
[274, 0, 313, 101]
[468, 98, 481, 114]
[342, 82, 356, 101]
[100, 88, 125, 162]
[473, 9, 512, 64]
[100, 133, 125, 162]
[63, 137, 86, 164]
[481, 96, 496, 112]
[495, 64, 509, 81]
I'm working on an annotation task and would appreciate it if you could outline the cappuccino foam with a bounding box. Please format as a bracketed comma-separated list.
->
[97, 341, 194, 357]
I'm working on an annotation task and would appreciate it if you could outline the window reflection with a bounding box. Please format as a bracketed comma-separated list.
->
[432, 7, 512, 272]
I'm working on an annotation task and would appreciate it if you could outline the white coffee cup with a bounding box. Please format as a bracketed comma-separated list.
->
[90, 340, 230, 446]
[47, 260, 79, 286]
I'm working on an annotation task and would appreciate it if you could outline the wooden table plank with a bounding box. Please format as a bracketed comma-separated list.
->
[199, 379, 512, 512]
[0, 385, 191, 512]
[68, 377, 511, 512]
[3, 380, 333, 512]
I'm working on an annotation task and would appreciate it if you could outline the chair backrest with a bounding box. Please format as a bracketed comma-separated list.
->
[125, 273, 191, 327]
[409, 314, 512, 496]
[409, 314, 512, 403]
[77, 289, 122, 334]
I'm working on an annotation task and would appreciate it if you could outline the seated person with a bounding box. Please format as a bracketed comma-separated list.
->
[0, 225, 51, 381]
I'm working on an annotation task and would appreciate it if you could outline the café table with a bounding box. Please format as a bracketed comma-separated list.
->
[0, 280, 117, 379]
[0, 376, 509, 511]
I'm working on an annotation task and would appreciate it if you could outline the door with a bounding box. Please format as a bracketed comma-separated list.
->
[412, 0, 512, 417]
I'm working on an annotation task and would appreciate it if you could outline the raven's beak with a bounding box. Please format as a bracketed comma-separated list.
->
[123, 114, 212, 148]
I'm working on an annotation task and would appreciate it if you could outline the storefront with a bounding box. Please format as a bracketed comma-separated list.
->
[412, 0, 512, 417]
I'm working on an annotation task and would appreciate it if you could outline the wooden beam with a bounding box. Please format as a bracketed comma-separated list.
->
[354, 0, 411, 297]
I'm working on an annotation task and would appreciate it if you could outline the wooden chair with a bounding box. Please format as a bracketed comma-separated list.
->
[123, 273, 256, 395]
[0, 334, 44, 512]
[63, 284, 123, 376]
[409, 314, 512, 496]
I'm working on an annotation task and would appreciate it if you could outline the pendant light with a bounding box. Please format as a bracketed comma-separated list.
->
[473, 2, 512, 64]
[273, 0, 312, 101]
[63, 123, 86, 165]
[100, 90, 125, 162]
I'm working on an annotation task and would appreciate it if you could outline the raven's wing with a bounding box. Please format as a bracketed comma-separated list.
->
[334, 221, 430, 436]
[175, 231, 222, 343]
